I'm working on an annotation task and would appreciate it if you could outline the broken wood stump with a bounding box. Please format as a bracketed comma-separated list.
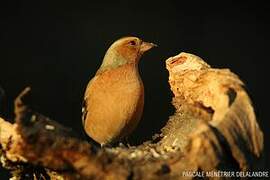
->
[0, 52, 264, 179]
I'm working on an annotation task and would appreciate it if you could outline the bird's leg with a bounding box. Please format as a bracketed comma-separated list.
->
[101, 143, 113, 149]
[119, 137, 131, 148]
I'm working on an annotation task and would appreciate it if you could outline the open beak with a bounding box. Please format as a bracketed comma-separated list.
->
[139, 41, 157, 53]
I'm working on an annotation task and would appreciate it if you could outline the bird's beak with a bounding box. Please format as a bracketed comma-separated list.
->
[139, 41, 157, 53]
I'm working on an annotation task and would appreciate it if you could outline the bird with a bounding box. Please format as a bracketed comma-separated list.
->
[82, 36, 156, 146]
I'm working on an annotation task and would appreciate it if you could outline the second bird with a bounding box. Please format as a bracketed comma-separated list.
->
[82, 36, 156, 146]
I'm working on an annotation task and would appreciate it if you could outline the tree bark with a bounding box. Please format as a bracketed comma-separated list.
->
[0, 52, 264, 179]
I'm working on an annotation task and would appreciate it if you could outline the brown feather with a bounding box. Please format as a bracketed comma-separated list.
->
[83, 63, 144, 144]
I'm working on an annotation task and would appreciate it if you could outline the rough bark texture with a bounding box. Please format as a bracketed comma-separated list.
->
[0, 52, 264, 179]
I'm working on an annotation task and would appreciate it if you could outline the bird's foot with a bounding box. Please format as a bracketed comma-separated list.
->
[118, 137, 132, 148]
[101, 143, 113, 148]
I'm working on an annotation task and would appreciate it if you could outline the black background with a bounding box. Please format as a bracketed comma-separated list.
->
[1, 0, 269, 178]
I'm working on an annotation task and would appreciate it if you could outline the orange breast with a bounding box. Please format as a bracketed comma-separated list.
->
[84, 63, 144, 144]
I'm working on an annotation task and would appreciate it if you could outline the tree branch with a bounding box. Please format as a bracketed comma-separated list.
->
[0, 52, 264, 179]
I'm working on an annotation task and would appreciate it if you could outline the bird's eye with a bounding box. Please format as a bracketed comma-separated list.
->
[129, 40, 136, 46]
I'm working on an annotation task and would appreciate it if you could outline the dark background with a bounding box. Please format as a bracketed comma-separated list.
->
[0, 0, 269, 178]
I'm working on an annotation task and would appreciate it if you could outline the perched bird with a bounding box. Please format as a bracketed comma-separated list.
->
[82, 37, 156, 146]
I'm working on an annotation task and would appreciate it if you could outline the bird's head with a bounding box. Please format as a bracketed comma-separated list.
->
[99, 36, 156, 72]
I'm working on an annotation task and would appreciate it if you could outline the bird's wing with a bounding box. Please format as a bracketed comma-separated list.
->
[82, 98, 87, 126]
[82, 76, 98, 126]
